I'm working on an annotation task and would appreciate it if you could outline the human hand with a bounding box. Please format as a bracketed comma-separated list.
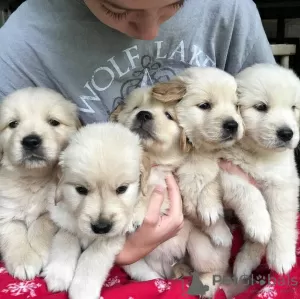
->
[218, 159, 257, 187]
[115, 173, 184, 265]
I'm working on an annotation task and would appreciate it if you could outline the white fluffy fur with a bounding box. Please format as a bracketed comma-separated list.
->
[43, 123, 148, 299]
[0, 87, 80, 280]
[111, 84, 230, 298]
[220, 63, 300, 277]
[151, 67, 243, 248]
[174, 67, 244, 228]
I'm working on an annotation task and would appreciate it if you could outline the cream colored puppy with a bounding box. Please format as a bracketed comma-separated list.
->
[220, 64, 300, 278]
[43, 123, 150, 299]
[0, 87, 80, 280]
[153, 67, 245, 243]
[111, 86, 230, 298]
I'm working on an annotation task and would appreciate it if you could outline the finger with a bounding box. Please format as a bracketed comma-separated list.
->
[219, 159, 245, 176]
[144, 186, 165, 226]
[218, 159, 232, 171]
[219, 159, 257, 187]
[177, 221, 184, 231]
[165, 173, 183, 217]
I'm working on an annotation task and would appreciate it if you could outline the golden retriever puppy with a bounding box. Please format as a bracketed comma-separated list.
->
[110, 86, 187, 169]
[220, 64, 300, 278]
[111, 86, 230, 298]
[0, 87, 80, 280]
[43, 123, 151, 299]
[152, 67, 244, 245]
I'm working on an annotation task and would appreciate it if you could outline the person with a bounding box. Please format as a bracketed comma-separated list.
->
[0, 0, 275, 265]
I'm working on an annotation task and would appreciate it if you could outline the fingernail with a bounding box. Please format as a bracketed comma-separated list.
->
[154, 186, 165, 193]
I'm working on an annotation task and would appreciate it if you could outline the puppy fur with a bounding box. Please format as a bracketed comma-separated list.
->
[219, 63, 300, 278]
[111, 83, 230, 297]
[0, 87, 80, 280]
[153, 67, 243, 245]
[43, 123, 150, 299]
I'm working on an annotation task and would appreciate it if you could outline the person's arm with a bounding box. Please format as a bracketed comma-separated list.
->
[218, 0, 275, 76]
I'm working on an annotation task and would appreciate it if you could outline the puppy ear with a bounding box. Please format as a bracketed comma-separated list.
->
[139, 153, 152, 196]
[109, 102, 125, 122]
[152, 80, 186, 103]
[180, 129, 192, 153]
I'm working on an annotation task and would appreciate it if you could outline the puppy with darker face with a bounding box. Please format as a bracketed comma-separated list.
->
[111, 86, 186, 168]
[111, 84, 231, 298]
[0, 87, 80, 280]
[219, 64, 300, 278]
[43, 122, 150, 299]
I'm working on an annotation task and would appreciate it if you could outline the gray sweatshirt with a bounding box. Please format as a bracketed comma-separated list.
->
[0, 0, 275, 123]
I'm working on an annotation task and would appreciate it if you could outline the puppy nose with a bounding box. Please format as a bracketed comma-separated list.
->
[277, 127, 293, 142]
[91, 219, 113, 234]
[136, 111, 153, 122]
[22, 134, 42, 150]
[223, 119, 238, 134]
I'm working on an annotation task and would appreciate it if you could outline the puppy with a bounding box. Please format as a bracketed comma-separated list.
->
[153, 67, 243, 246]
[111, 85, 230, 297]
[220, 63, 300, 278]
[43, 123, 150, 299]
[0, 87, 80, 280]
[110, 86, 187, 169]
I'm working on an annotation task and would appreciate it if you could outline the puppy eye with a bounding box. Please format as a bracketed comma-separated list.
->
[48, 119, 60, 127]
[235, 104, 239, 111]
[75, 186, 88, 195]
[197, 102, 211, 110]
[292, 105, 296, 111]
[8, 121, 19, 129]
[165, 112, 173, 121]
[116, 185, 128, 195]
[254, 103, 268, 112]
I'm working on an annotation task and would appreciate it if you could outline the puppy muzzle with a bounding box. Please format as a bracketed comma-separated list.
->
[221, 119, 239, 141]
[131, 110, 155, 139]
[91, 219, 113, 235]
[21, 134, 46, 162]
[274, 126, 297, 149]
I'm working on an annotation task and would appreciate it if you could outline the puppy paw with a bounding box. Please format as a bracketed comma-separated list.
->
[171, 263, 192, 279]
[127, 220, 142, 234]
[28, 215, 58, 267]
[233, 256, 253, 280]
[127, 205, 146, 234]
[210, 229, 233, 248]
[5, 249, 43, 280]
[244, 214, 271, 244]
[43, 262, 74, 292]
[197, 203, 223, 227]
[69, 278, 100, 299]
[197, 274, 218, 298]
[267, 243, 296, 275]
[204, 218, 232, 247]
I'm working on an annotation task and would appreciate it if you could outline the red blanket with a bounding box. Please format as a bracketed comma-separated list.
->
[1, 219, 300, 299]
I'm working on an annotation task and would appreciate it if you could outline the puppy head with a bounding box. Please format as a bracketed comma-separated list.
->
[154, 67, 244, 150]
[0, 87, 80, 171]
[110, 87, 185, 161]
[236, 63, 300, 151]
[56, 123, 144, 238]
